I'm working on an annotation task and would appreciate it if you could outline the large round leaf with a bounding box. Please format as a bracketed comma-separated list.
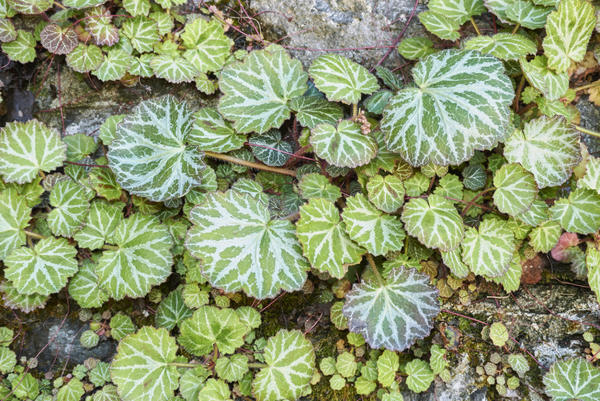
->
[462, 218, 515, 277]
[549, 188, 600, 234]
[342, 267, 440, 351]
[492, 163, 537, 216]
[111, 327, 180, 401]
[401, 194, 464, 252]
[0, 188, 31, 260]
[108, 95, 206, 202]
[296, 198, 365, 279]
[185, 190, 309, 299]
[97, 214, 173, 300]
[0, 120, 66, 184]
[5, 237, 78, 296]
[252, 330, 315, 401]
[381, 49, 513, 166]
[218, 45, 308, 134]
[503, 116, 580, 189]
[543, 358, 600, 401]
[181, 17, 233, 73]
[48, 179, 90, 238]
[310, 120, 377, 168]
[190, 108, 246, 153]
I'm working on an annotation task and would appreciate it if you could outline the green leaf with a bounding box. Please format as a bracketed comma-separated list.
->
[151, 53, 198, 83]
[366, 174, 405, 213]
[308, 54, 379, 104]
[97, 214, 173, 300]
[517, 198, 549, 226]
[428, 0, 485, 23]
[0, 346, 16, 374]
[110, 313, 136, 341]
[85, 7, 118, 46]
[462, 218, 515, 277]
[342, 193, 405, 256]
[542, 0, 596, 73]
[252, 330, 315, 401]
[66, 43, 103, 73]
[586, 245, 600, 304]
[364, 90, 394, 115]
[311, 120, 377, 168]
[504, 116, 580, 189]
[40, 24, 78, 55]
[2, 30, 35, 63]
[0, 18, 16, 42]
[550, 188, 600, 234]
[62, 0, 106, 8]
[190, 108, 246, 153]
[64, 133, 96, 162]
[73, 200, 123, 250]
[505, 0, 552, 29]
[520, 56, 569, 101]
[465, 33, 536, 61]
[381, 49, 513, 166]
[249, 130, 292, 167]
[236, 306, 261, 329]
[121, 16, 158, 53]
[508, 353, 530, 377]
[441, 247, 470, 278]
[430, 344, 448, 374]
[57, 378, 84, 401]
[215, 354, 248, 382]
[377, 350, 399, 387]
[405, 359, 434, 393]
[543, 358, 600, 401]
[401, 194, 464, 251]
[343, 266, 439, 351]
[122, 0, 149, 16]
[296, 198, 365, 279]
[181, 18, 233, 73]
[198, 378, 231, 401]
[492, 163, 537, 216]
[178, 306, 248, 356]
[155, 289, 193, 330]
[5, 237, 77, 296]
[0, 280, 48, 313]
[108, 96, 206, 202]
[529, 220, 562, 253]
[218, 45, 308, 134]
[397, 37, 435, 60]
[578, 157, 600, 194]
[10, 0, 52, 14]
[489, 322, 509, 346]
[336, 351, 357, 378]
[0, 189, 31, 260]
[297, 173, 341, 202]
[418, 11, 460, 41]
[185, 190, 309, 299]
[48, 179, 90, 237]
[68, 257, 109, 308]
[111, 327, 180, 401]
[93, 49, 131, 81]
[290, 96, 343, 129]
[0, 120, 66, 184]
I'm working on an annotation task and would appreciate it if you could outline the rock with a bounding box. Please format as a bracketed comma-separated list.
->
[576, 97, 600, 155]
[19, 317, 116, 372]
[248, 0, 429, 68]
[3, 88, 34, 123]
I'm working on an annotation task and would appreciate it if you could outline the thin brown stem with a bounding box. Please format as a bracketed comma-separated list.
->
[513, 75, 525, 112]
[574, 125, 600, 139]
[470, 17, 481, 36]
[461, 187, 495, 217]
[573, 80, 600, 92]
[204, 151, 296, 177]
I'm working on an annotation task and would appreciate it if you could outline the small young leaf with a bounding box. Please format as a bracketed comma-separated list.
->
[121, 16, 158, 53]
[150, 54, 198, 83]
[529, 220, 562, 253]
[310, 120, 377, 168]
[2, 30, 36, 63]
[297, 173, 341, 202]
[520, 55, 569, 101]
[215, 354, 248, 382]
[405, 359, 434, 393]
[110, 313, 136, 341]
[492, 163, 537, 216]
[93, 49, 131, 81]
[66, 43, 103, 73]
[397, 37, 435, 60]
[428, 0, 486, 24]
[68, 258, 109, 308]
[73, 200, 123, 250]
[462, 218, 515, 277]
[418, 11, 460, 41]
[505, 0, 551, 29]
[550, 188, 600, 234]
[155, 289, 193, 331]
[377, 350, 399, 387]
[336, 352, 357, 378]
[190, 108, 246, 153]
[489, 322, 509, 346]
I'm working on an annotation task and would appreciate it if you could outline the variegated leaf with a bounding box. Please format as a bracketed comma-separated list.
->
[190, 108, 246, 153]
[366, 174, 405, 213]
[543, 358, 600, 401]
[428, 0, 486, 23]
[465, 33, 536, 61]
[66, 43, 103, 73]
[68, 257, 109, 308]
[0, 189, 31, 260]
[93, 49, 131, 82]
[578, 157, 600, 194]
[48, 179, 90, 238]
[529, 220, 562, 253]
[520, 55, 569, 101]
[73, 200, 124, 250]
[151, 54, 198, 83]
[289, 95, 343, 129]
[505, 0, 552, 29]
[462, 218, 515, 277]
[492, 163, 537, 216]
[121, 16, 158, 53]
[310, 120, 377, 168]
[181, 18, 233, 73]
[40, 24, 78, 55]
[549, 188, 600, 234]
[418, 11, 460, 41]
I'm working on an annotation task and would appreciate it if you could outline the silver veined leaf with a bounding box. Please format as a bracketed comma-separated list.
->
[528, 220, 562, 253]
[198, 378, 231, 401]
[40, 24, 78, 55]
[492, 163, 537, 216]
[366, 174, 405, 213]
[401, 194, 464, 251]
[0, 119, 66, 184]
[381, 49, 514, 167]
[418, 11, 460, 41]
[93, 49, 131, 81]
[517, 198, 549, 226]
[111, 327, 180, 401]
[249, 130, 292, 167]
[190, 108, 247, 153]
[579, 157, 600, 194]
[10, 0, 52, 13]
[542, 0, 596, 73]
[289, 95, 343, 129]
[520, 55, 569, 101]
[0, 188, 31, 260]
[297, 173, 341, 202]
[185, 190, 309, 299]
[215, 354, 248, 382]
[296, 198, 365, 279]
[121, 16, 158, 53]
[505, 0, 552, 29]
[155, 289, 192, 330]
[504, 116, 580, 189]
[465, 33, 536, 61]
[62, 0, 106, 8]
[73, 200, 124, 250]
[308, 54, 379, 105]
[343, 266, 440, 351]
[0, 280, 48, 313]
[107, 96, 206, 202]
[56, 378, 84, 401]
[85, 6, 118, 46]
[441, 247, 469, 278]
[587, 245, 600, 304]
[397, 37, 436, 61]
[550, 188, 600, 234]
[341, 193, 405, 256]
[68, 257, 109, 308]
[96, 214, 173, 300]
[543, 358, 600, 401]
[252, 330, 315, 401]
[218, 45, 308, 134]
[48, 179, 91, 238]
[428, 0, 486, 24]
[181, 17, 233, 73]
[462, 218, 515, 277]
[364, 90, 394, 115]
[5, 237, 78, 296]
[128, 54, 154, 78]
[310, 120, 377, 168]
[1, 30, 35, 63]
[489, 253, 522, 293]
[122, 0, 149, 16]
[66, 43, 103, 73]
[0, 18, 17, 42]
[405, 359, 434, 393]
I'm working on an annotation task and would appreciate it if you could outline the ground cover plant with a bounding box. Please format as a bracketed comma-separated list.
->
[1, 0, 600, 399]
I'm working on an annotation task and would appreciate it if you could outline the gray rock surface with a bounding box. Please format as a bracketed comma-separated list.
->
[576, 97, 600, 155]
[247, 0, 429, 68]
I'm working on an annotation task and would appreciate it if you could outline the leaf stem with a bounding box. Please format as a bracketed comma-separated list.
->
[24, 230, 45, 240]
[460, 187, 495, 217]
[470, 17, 481, 36]
[574, 125, 600, 139]
[513, 75, 525, 111]
[247, 362, 268, 368]
[365, 254, 385, 286]
[54, 1, 66, 9]
[168, 362, 199, 368]
[511, 23, 520, 34]
[102, 244, 119, 250]
[204, 151, 296, 177]
[352, 103, 358, 119]
[574, 80, 600, 92]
